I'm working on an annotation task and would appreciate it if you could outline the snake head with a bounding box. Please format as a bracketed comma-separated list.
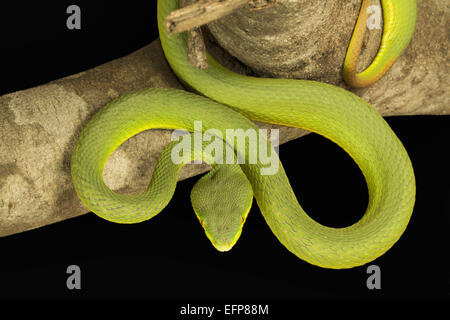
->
[190, 164, 253, 252]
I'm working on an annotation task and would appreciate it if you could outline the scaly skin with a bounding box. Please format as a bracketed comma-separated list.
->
[71, 0, 416, 269]
[343, 0, 417, 87]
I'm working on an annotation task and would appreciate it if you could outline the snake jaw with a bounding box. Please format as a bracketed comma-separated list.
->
[194, 203, 251, 252]
[198, 217, 237, 252]
[203, 223, 244, 252]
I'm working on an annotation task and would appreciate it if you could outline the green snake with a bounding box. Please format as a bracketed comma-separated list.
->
[71, 0, 417, 269]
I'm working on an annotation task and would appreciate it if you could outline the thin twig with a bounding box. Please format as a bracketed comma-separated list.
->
[247, 0, 277, 10]
[181, 0, 208, 69]
[187, 27, 208, 69]
[165, 0, 249, 35]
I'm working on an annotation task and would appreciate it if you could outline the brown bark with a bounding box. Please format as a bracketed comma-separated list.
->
[0, 0, 448, 237]
[164, 0, 249, 35]
[182, 0, 209, 69]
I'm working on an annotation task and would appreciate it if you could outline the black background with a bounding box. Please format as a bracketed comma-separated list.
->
[1, 1, 449, 304]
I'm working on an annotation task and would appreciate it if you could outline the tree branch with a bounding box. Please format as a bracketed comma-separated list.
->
[182, 0, 208, 69]
[164, 0, 249, 35]
[168, 0, 278, 68]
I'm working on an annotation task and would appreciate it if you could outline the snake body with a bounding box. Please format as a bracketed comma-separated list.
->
[343, 0, 417, 87]
[71, 0, 417, 269]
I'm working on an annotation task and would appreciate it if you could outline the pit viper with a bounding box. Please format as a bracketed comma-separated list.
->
[71, 0, 417, 269]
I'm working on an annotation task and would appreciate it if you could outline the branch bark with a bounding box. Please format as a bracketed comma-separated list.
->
[164, 0, 249, 35]
[1, 0, 448, 237]
[182, 0, 208, 69]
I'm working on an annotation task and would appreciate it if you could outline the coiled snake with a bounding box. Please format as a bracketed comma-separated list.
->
[71, 0, 417, 268]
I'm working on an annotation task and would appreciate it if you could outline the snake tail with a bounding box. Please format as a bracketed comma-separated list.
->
[343, 0, 417, 88]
